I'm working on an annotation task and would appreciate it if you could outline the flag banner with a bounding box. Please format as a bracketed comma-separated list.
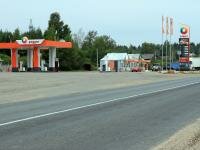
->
[166, 17, 169, 35]
[170, 18, 173, 35]
[162, 16, 165, 34]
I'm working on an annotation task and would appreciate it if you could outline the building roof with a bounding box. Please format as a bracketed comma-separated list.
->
[128, 54, 140, 60]
[101, 53, 128, 61]
[141, 54, 154, 60]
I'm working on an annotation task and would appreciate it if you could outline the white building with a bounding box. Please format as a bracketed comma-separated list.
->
[190, 57, 200, 70]
[100, 53, 128, 72]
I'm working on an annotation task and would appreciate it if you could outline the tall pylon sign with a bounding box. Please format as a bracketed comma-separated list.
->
[179, 25, 190, 64]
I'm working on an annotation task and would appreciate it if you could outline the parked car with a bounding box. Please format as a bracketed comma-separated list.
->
[131, 66, 142, 72]
[151, 64, 161, 71]
[171, 62, 180, 71]
[180, 63, 190, 71]
[163, 63, 180, 71]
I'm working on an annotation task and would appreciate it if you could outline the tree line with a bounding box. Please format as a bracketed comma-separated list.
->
[0, 12, 200, 70]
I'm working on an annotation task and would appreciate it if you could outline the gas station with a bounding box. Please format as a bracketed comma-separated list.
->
[0, 37, 72, 72]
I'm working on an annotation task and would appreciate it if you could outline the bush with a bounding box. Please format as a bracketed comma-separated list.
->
[0, 54, 11, 65]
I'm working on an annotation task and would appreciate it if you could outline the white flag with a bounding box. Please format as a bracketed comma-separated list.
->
[166, 17, 169, 35]
[170, 18, 174, 35]
[162, 16, 165, 34]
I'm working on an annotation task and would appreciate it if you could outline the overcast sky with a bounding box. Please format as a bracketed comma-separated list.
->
[0, 0, 199, 45]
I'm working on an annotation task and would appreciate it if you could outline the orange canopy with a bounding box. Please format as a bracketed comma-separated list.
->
[0, 43, 19, 49]
[42, 40, 72, 48]
[0, 40, 72, 49]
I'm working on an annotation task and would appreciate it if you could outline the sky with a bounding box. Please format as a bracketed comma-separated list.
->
[0, 0, 199, 46]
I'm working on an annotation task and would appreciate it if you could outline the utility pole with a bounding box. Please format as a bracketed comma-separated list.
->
[96, 49, 99, 71]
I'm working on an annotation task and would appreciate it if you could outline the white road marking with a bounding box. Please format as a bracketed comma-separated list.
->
[0, 81, 199, 127]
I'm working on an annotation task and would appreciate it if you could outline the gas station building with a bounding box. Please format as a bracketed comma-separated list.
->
[0, 38, 72, 72]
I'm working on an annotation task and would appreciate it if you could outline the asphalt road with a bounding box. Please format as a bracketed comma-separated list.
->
[0, 77, 200, 150]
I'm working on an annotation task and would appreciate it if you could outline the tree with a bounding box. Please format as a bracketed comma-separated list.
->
[21, 19, 43, 39]
[35, 28, 43, 39]
[140, 42, 157, 54]
[45, 12, 71, 41]
[44, 27, 56, 40]
[115, 45, 129, 53]
[82, 31, 98, 51]
[0, 31, 12, 42]
[60, 24, 71, 41]
[13, 28, 21, 41]
[129, 44, 138, 54]
[0, 31, 13, 56]
[44, 12, 78, 71]
[82, 31, 117, 67]
[93, 35, 116, 64]
[190, 42, 196, 54]
[195, 44, 200, 56]
[73, 28, 85, 48]
[0, 54, 11, 65]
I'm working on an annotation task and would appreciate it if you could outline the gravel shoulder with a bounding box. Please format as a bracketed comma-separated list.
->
[0, 71, 199, 104]
[152, 119, 200, 150]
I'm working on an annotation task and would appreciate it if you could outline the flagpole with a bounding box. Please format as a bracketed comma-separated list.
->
[161, 16, 164, 71]
[169, 18, 173, 71]
[169, 18, 172, 70]
[166, 17, 168, 70]
[166, 33, 168, 70]
[162, 32, 164, 71]
[169, 32, 172, 70]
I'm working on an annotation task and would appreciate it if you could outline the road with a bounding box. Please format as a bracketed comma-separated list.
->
[0, 77, 200, 150]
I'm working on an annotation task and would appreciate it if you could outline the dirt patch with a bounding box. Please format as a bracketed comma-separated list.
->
[0, 71, 199, 104]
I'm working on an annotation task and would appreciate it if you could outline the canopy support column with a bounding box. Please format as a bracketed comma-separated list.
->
[33, 47, 40, 71]
[11, 48, 19, 72]
[49, 47, 56, 71]
[27, 49, 33, 71]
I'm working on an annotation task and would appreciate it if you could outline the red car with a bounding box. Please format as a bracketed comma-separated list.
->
[131, 66, 142, 72]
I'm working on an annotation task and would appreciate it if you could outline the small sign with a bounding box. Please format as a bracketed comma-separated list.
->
[179, 57, 189, 63]
[179, 38, 189, 45]
[177, 51, 181, 55]
[16, 37, 44, 45]
[180, 26, 189, 38]
[179, 38, 190, 62]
